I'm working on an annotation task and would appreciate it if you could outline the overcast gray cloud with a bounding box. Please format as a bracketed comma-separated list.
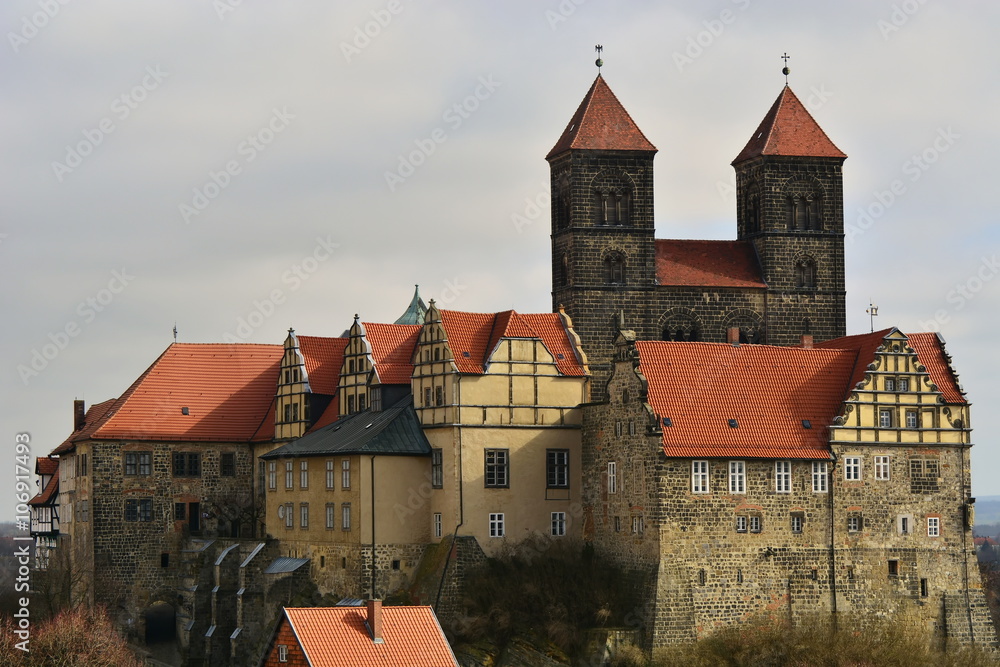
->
[3, 0, 998, 518]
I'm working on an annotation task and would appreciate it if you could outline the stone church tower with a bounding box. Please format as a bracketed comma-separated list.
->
[549, 75, 848, 391]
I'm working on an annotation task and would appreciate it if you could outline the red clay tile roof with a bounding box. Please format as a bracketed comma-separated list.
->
[35, 456, 59, 476]
[29, 466, 58, 506]
[655, 240, 767, 288]
[297, 335, 348, 395]
[733, 86, 846, 164]
[282, 606, 459, 667]
[307, 398, 340, 432]
[546, 74, 656, 159]
[89, 343, 282, 442]
[362, 323, 422, 385]
[439, 310, 586, 376]
[50, 398, 119, 455]
[636, 341, 857, 459]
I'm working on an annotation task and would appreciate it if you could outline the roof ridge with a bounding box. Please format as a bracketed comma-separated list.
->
[733, 85, 845, 164]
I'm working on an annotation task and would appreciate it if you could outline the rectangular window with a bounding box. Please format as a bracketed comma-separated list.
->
[748, 515, 761, 533]
[900, 515, 910, 535]
[631, 516, 644, 534]
[125, 499, 138, 522]
[342, 503, 351, 531]
[284, 503, 293, 529]
[175, 503, 186, 521]
[300, 460, 309, 489]
[434, 512, 442, 538]
[342, 460, 351, 489]
[173, 452, 201, 477]
[844, 456, 861, 481]
[884, 377, 896, 391]
[326, 460, 335, 489]
[920, 578, 928, 597]
[431, 449, 443, 489]
[78, 453, 87, 476]
[292, 402, 299, 421]
[775, 460, 791, 493]
[138, 499, 152, 522]
[424, 387, 432, 407]
[80, 500, 89, 522]
[551, 512, 566, 537]
[326, 504, 335, 529]
[692, 460, 710, 494]
[278, 644, 288, 662]
[879, 409, 893, 428]
[357, 394, 366, 412]
[489, 512, 504, 538]
[735, 516, 748, 533]
[607, 461, 617, 494]
[615, 421, 623, 437]
[285, 461, 293, 489]
[284, 404, 292, 423]
[435, 386, 444, 406]
[614, 516, 621, 533]
[812, 462, 828, 492]
[628, 420, 636, 436]
[905, 410, 919, 428]
[347, 394, 355, 414]
[268, 461, 277, 490]
[875, 455, 890, 480]
[790, 514, 803, 534]
[371, 387, 382, 412]
[546, 449, 569, 488]
[300, 503, 309, 528]
[847, 515, 862, 532]
[927, 516, 940, 537]
[728, 460, 745, 494]
[221, 452, 235, 477]
[898, 377, 910, 392]
[485, 449, 509, 488]
[888, 560, 899, 577]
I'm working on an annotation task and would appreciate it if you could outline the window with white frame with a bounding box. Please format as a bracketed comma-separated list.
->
[284, 503, 293, 528]
[927, 516, 940, 537]
[775, 460, 791, 493]
[485, 449, 509, 488]
[728, 460, 745, 494]
[326, 503, 335, 529]
[879, 409, 893, 428]
[268, 461, 277, 490]
[326, 460, 335, 489]
[431, 449, 444, 488]
[748, 515, 762, 533]
[812, 462, 828, 492]
[607, 461, 617, 494]
[615, 421, 623, 437]
[884, 377, 896, 391]
[898, 377, 910, 392]
[489, 512, 505, 538]
[433, 512, 442, 538]
[847, 514, 862, 532]
[546, 449, 569, 488]
[874, 455, 890, 480]
[790, 514, 804, 533]
[300, 460, 309, 489]
[843, 456, 861, 481]
[551, 512, 566, 537]
[342, 459, 351, 489]
[300, 503, 309, 528]
[691, 460, 709, 493]
[735, 516, 748, 532]
[905, 410, 919, 428]
[341, 503, 351, 530]
[278, 644, 288, 662]
[285, 461, 293, 489]
[631, 515, 644, 534]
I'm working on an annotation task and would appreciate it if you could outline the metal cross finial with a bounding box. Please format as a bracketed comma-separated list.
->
[866, 299, 879, 333]
[173, 322, 178, 343]
[595, 44, 604, 71]
[781, 52, 791, 84]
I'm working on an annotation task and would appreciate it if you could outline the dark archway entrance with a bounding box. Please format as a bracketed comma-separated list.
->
[144, 601, 175, 645]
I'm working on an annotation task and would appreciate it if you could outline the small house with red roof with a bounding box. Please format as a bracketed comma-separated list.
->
[29, 455, 60, 569]
[583, 325, 992, 649]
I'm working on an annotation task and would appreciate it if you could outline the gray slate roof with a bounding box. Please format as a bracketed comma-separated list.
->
[264, 557, 310, 574]
[262, 397, 431, 459]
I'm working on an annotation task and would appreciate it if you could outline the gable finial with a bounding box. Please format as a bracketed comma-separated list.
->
[595, 44, 604, 71]
[781, 52, 791, 85]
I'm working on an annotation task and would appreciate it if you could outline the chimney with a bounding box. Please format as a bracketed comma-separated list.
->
[801, 334, 814, 350]
[73, 400, 86, 431]
[366, 599, 383, 643]
[726, 327, 740, 344]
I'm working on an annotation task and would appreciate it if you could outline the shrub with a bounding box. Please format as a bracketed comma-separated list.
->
[0, 605, 142, 667]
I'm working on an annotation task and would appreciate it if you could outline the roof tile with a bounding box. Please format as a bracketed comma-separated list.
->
[547, 75, 656, 159]
[656, 239, 767, 288]
[297, 336, 349, 395]
[362, 323, 422, 385]
[733, 86, 846, 164]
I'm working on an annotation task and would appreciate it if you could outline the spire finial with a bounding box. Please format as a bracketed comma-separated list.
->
[595, 44, 603, 71]
[781, 52, 790, 84]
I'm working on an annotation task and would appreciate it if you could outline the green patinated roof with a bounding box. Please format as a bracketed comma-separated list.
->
[394, 285, 427, 325]
[262, 396, 430, 458]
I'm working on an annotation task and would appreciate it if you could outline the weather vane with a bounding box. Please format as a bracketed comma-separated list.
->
[866, 299, 879, 333]
[781, 52, 790, 84]
[595, 44, 603, 71]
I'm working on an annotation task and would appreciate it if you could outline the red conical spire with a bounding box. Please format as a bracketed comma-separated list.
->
[546, 75, 656, 159]
[732, 86, 846, 164]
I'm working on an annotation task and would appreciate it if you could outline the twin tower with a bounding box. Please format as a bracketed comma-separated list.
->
[547, 75, 848, 382]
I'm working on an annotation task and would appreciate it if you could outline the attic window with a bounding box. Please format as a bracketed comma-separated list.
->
[662, 417, 673, 427]
[181, 407, 190, 415]
[802, 420, 812, 429]
[728, 419, 738, 428]
[557, 353, 565, 359]
[462, 351, 471, 358]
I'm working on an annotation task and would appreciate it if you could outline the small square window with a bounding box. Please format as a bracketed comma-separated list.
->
[898, 378, 910, 392]
[847, 515, 862, 532]
[489, 512, 505, 538]
[927, 516, 940, 537]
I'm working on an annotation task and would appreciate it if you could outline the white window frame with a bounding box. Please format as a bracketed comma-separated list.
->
[884, 377, 896, 391]
[775, 460, 791, 493]
[551, 512, 566, 537]
[300, 503, 308, 528]
[300, 460, 309, 489]
[631, 515, 644, 534]
[433, 512, 442, 538]
[812, 462, 828, 492]
[285, 461, 293, 489]
[927, 516, 940, 537]
[735, 516, 748, 532]
[728, 460, 745, 494]
[607, 461, 617, 494]
[905, 410, 919, 428]
[268, 461, 277, 490]
[284, 503, 293, 529]
[847, 515, 861, 532]
[843, 456, 861, 481]
[326, 503, 335, 529]
[874, 455, 890, 480]
[326, 460, 335, 489]
[748, 515, 761, 533]
[342, 459, 351, 489]
[879, 408, 893, 428]
[691, 460, 709, 494]
[489, 512, 505, 538]
[278, 644, 288, 662]
[341, 503, 351, 531]
[790, 514, 803, 533]
[898, 377, 910, 392]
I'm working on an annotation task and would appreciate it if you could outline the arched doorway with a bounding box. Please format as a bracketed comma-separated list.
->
[144, 601, 175, 645]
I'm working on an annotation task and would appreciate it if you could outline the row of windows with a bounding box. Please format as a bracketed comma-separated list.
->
[281, 502, 352, 530]
[267, 459, 351, 491]
[724, 512, 942, 537]
[487, 511, 569, 538]
[122, 451, 236, 478]
[281, 402, 309, 423]
[484, 449, 569, 489]
[422, 386, 446, 408]
[878, 407, 922, 428]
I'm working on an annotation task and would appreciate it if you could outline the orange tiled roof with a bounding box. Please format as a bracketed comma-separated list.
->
[636, 341, 857, 459]
[35, 456, 59, 476]
[29, 466, 58, 506]
[50, 398, 119, 455]
[439, 310, 586, 376]
[363, 323, 422, 385]
[308, 398, 340, 432]
[282, 606, 458, 667]
[655, 239, 767, 288]
[89, 343, 282, 442]
[546, 74, 656, 159]
[733, 86, 846, 164]
[298, 336, 348, 395]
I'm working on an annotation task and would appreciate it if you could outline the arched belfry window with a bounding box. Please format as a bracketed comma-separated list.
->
[604, 253, 625, 285]
[795, 257, 817, 289]
[786, 195, 820, 231]
[595, 188, 631, 226]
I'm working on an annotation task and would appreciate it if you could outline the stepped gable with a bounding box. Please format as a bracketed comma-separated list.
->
[636, 340, 857, 459]
[733, 85, 846, 164]
[655, 239, 767, 288]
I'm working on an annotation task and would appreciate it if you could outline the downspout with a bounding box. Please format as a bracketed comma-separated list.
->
[435, 379, 464, 610]
[370, 455, 376, 600]
[828, 454, 838, 627]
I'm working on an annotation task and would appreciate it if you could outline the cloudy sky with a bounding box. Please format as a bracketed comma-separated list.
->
[4, 1, 998, 518]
